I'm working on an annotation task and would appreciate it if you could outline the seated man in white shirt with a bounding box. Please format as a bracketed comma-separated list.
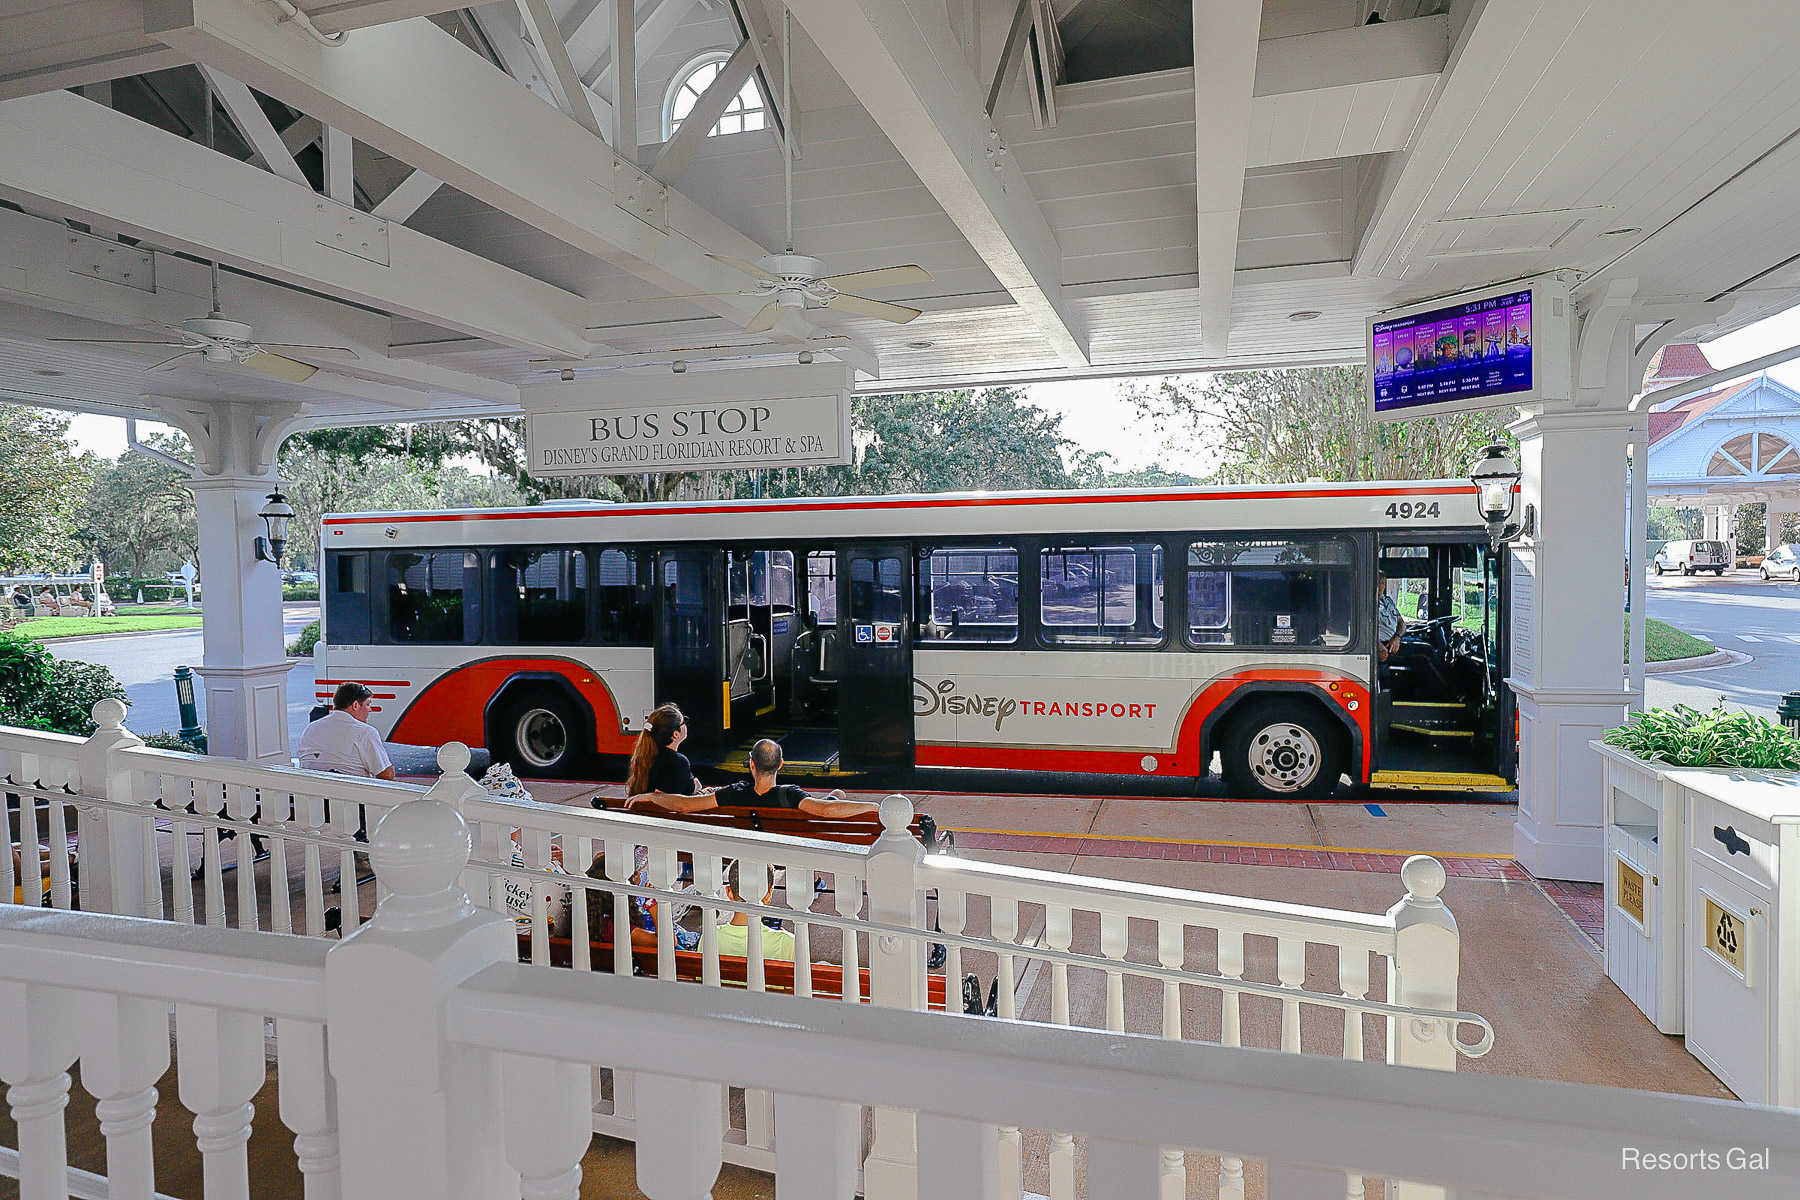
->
[295, 682, 397, 780]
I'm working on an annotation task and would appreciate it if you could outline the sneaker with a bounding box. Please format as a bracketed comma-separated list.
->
[961, 973, 984, 1015]
[927, 942, 947, 971]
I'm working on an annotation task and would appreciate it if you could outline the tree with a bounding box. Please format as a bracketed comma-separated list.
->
[1128, 367, 1515, 484]
[0, 406, 95, 572]
[84, 432, 197, 578]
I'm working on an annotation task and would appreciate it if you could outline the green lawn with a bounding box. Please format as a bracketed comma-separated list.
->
[1636, 617, 1715, 662]
[111, 605, 201, 617]
[13, 613, 203, 640]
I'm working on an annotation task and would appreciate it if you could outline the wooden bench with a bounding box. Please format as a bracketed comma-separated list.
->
[518, 931, 951, 1010]
[591, 800, 954, 852]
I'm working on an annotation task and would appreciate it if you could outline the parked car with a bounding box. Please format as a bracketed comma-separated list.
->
[1761, 543, 1800, 581]
[1653, 539, 1729, 575]
[282, 571, 318, 585]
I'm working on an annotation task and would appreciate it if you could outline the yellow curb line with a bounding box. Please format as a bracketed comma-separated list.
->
[943, 827, 1514, 861]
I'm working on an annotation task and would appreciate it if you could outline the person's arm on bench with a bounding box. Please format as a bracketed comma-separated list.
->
[796, 790, 880, 818]
[623, 789, 718, 813]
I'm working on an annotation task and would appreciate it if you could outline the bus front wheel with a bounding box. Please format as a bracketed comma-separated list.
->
[493, 691, 586, 779]
[1220, 702, 1343, 800]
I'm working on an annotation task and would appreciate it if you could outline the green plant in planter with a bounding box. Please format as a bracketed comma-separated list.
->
[1604, 703, 1800, 770]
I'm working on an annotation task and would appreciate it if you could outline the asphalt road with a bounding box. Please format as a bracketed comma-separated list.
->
[1644, 569, 1800, 717]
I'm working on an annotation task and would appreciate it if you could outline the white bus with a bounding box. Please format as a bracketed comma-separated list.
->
[313, 480, 1514, 798]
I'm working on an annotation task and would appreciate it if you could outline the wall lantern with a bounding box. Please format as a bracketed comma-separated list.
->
[254, 490, 295, 565]
[1469, 444, 1522, 552]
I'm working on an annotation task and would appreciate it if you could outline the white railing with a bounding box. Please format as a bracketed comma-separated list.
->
[6, 702, 1488, 1191]
[2, 793, 1794, 1200]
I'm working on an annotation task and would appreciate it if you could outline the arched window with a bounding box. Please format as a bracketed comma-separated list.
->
[1708, 431, 1800, 477]
[664, 54, 766, 141]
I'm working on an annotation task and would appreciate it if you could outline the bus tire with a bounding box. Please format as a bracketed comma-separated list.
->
[492, 689, 587, 779]
[1220, 701, 1344, 800]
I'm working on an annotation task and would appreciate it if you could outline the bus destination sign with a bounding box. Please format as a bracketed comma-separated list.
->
[522, 362, 853, 476]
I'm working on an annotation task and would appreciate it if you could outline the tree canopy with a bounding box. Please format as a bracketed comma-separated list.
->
[1128, 366, 1514, 484]
[85, 432, 197, 578]
[0, 406, 95, 573]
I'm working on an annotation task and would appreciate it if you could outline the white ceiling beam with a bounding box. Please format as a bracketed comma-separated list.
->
[515, 0, 609, 140]
[199, 66, 312, 187]
[786, 0, 1088, 366]
[1191, 0, 1264, 358]
[560, 0, 609, 45]
[723, 0, 794, 154]
[279, 113, 324, 154]
[611, 0, 637, 157]
[370, 168, 443, 222]
[323, 125, 354, 203]
[0, 90, 591, 359]
[582, 0, 689, 89]
[296, 0, 482, 35]
[651, 39, 756, 179]
[145, 0, 819, 335]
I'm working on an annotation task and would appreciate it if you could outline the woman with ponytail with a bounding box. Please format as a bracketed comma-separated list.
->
[623, 703, 710, 808]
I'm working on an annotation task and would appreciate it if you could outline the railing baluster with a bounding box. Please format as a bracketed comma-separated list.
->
[230, 783, 260, 930]
[298, 793, 326, 936]
[45, 793, 71, 909]
[835, 871, 861, 1002]
[604, 839, 633, 979]
[1101, 910, 1127, 1033]
[571, 835, 593, 973]
[501, 1053, 591, 1200]
[17, 767, 42, 904]
[275, 1018, 341, 1200]
[992, 895, 1018, 1019]
[77, 990, 169, 1200]
[1047, 902, 1072, 1026]
[774, 1093, 859, 1200]
[1159, 920, 1184, 1040]
[333, 796, 360, 933]
[1268, 1159, 1358, 1199]
[633, 1073, 722, 1200]
[175, 1003, 265, 1200]
[1087, 1137, 1161, 1197]
[1048, 1131, 1076, 1200]
[1218, 927, 1248, 1200]
[792, 866, 814, 998]
[740, 854, 766, 993]
[917, 1113, 1004, 1200]
[267, 790, 293, 935]
[941, 887, 967, 1011]
[526, 826, 552, 967]
[695, 853, 722, 989]
[1342, 947, 1369, 1063]
[1279, 935, 1305, 1054]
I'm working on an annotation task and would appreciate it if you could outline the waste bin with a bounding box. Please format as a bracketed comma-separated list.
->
[1674, 769, 1800, 1106]
[1594, 741, 1689, 1033]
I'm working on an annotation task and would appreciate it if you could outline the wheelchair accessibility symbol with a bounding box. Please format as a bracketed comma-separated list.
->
[854, 624, 875, 643]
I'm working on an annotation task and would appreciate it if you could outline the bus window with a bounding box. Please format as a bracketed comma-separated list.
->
[1040, 544, 1164, 646]
[1185, 537, 1354, 649]
[387, 550, 478, 643]
[849, 555, 906, 624]
[769, 550, 795, 611]
[807, 551, 838, 624]
[491, 549, 587, 644]
[594, 548, 654, 644]
[325, 551, 370, 644]
[918, 546, 1018, 643]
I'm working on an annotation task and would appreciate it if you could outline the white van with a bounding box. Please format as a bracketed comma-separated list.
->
[1653, 539, 1729, 576]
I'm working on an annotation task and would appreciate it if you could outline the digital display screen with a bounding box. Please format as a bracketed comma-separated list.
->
[1371, 289, 1532, 415]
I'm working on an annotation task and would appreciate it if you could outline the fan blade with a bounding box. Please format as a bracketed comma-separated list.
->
[256, 343, 361, 360]
[820, 264, 933, 290]
[708, 253, 784, 283]
[147, 350, 201, 371]
[825, 293, 922, 324]
[743, 304, 782, 334]
[628, 291, 758, 302]
[241, 351, 319, 383]
[46, 338, 188, 346]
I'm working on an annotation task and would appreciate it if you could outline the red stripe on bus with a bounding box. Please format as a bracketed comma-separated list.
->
[316, 678, 413, 687]
[914, 745, 1182, 775]
[387, 657, 635, 756]
[321, 484, 1484, 527]
[1171, 669, 1373, 782]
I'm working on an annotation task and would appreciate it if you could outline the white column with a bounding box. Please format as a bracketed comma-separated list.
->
[1509, 409, 1635, 882]
[1720, 503, 1738, 563]
[165, 400, 303, 764]
[863, 797, 926, 1200]
[1766, 505, 1781, 556]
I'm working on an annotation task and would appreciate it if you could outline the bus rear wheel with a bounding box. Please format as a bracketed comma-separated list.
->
[493, 691, 587, 779]
[1221, 702, 1343, 800]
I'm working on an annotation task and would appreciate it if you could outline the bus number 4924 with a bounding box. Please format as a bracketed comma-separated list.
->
[1385, 501, 1440, 520]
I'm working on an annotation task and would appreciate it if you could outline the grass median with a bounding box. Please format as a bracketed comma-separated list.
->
[12, 613, 203, 640]
[1633, 616, 1715, 662]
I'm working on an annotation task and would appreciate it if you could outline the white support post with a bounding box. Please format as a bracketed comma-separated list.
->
[1767, 505, 1782, 557]
[325, 749, 517, 1200]
[77, 697, 148, 915]
[1387, 856, 1458, 1200]
[1509, 407, 1635, 882]
[1626, 423, 1648, 706]
[863, 796, 926, 1200]
[611, 0, 637, 159]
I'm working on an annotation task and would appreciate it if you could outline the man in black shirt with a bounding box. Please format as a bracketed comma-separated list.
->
[626, 739, 877, 817]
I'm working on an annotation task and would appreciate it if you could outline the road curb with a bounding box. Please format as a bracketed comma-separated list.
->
[1645, 647, 1751, 675]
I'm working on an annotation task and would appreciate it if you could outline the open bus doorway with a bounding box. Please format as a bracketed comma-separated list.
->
[1371, 537, 1514, 790]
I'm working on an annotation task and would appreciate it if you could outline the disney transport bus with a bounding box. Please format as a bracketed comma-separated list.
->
[313, 481, 1515, 798]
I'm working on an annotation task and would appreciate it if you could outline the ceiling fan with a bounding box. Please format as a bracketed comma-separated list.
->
[46, 74, 359, 385]
[641, 7, 933, 336]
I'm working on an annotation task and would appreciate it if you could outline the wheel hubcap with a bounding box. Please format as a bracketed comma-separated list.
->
[1248, 722, 1322, 792]
[516, 708, 567, 769]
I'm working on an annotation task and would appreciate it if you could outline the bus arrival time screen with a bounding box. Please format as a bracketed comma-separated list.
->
[1371, 290, 1532, 415]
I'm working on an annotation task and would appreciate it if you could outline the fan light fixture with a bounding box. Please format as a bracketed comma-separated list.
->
[254, 491, 295, 565]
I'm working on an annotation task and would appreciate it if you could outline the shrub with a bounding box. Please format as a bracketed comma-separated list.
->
[282, 584, 319, 601]
[1603, 704, 1800, 770]
[287, 619, 321, 657]
[0, 632, 128, 736]
[138, 730, 201, 751]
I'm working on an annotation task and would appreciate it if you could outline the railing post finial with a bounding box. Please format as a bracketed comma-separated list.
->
[90, 697, 131, 734]
[367, 787, 479, 933]
[1399, 854, 1447, 910]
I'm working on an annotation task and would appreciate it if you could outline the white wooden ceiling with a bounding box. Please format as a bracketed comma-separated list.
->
[2, 0, 1800, 429]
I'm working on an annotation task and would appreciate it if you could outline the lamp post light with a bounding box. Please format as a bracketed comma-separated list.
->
[1470, 444, 1523, 553]
[253, 490, 294, 565]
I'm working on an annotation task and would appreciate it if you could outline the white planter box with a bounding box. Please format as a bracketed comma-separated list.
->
[1674, 769, 1800, 1107]
[1592, 742, 1692, 1034]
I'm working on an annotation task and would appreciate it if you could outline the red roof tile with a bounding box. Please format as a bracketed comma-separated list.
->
[1646, 379, 1756, 443]
[1645, 342, 1715, 385]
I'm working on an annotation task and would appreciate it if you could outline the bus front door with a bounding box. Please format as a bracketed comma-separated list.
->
[837, 543, 914, 774]
[655, 547, 729, 763]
